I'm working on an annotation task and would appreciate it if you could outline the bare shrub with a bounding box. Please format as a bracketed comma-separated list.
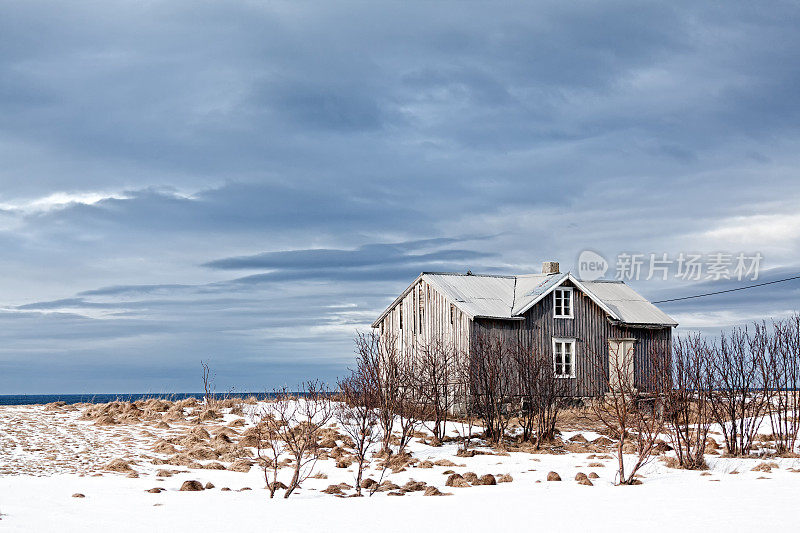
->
[470, 334, 512, 444]
[452, 347, 476, 451]
[249, 395, 288, 498]
[249, 383, 333, 498]
[281, 382, 333, 497]
[664, 334, 713, 469]
[590, 342, 669, 485]
[762, 315, 800, 455]
[355, 332, 420, 453]
[510, 340, 568, 447]
[416, 336, 459, 443]
[709, 326, 769, 456]
[201, 360, 215, 408]
[336, 372, 381, 496]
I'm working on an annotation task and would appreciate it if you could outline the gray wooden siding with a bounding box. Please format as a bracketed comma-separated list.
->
[380, 279, 471, 357]
[470, 280, 671, 396]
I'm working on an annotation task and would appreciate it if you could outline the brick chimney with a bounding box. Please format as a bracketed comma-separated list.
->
[542, 261, 560, 274]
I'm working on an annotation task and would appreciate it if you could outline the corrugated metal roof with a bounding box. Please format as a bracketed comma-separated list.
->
[373, 271, 677, 327]
[580, 280, 678, 327]
[424, 273, 517, 319]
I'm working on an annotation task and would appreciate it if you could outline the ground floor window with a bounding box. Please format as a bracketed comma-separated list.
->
[552, 338, 576, 378]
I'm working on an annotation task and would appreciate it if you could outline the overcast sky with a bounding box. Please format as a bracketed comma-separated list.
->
[1, 1, 799, 394]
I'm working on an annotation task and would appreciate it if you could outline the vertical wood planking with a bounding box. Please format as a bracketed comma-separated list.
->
[380, 276, 672, 398]
[470, 280, 672, 397]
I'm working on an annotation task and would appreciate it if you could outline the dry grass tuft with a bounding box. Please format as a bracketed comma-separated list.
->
[189, 427, 211, 440]
[752, 462, 779, 473]
[180, 480, 205, 491]
[94, 415, 118, 426]
[478, 474, 496, 485]
[167, 454, 203, 469]
[376, 481, 400, 492]
[360, 478, 377, 489]
[103, 459, 134, 473]
[228, 459, 253, 473]
[445, 474, 469, 488]
[322, 483, 349, 495]
[402, 480, 427, 492]
[462, 472, 479, 484]
[152, 441, 178, 455]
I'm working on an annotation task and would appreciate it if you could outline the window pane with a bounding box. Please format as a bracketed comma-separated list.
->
[564, 345, 572, 374]
[554, 342, 562, 374]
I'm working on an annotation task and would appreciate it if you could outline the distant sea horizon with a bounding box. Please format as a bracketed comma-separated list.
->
[0, 392, 275, 406]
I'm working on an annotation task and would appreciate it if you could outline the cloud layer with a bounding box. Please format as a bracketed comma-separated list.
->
[1, 1, 799, 392]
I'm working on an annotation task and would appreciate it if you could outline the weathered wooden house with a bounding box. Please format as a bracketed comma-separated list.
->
[372, 262, 677, 397]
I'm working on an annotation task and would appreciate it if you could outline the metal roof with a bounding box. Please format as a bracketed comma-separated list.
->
[372, 271, 677, 327]
[579, 280, 678, 327]
[424, 273, 517, 319]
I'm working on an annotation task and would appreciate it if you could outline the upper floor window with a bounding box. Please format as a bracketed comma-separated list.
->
[553, 287, 574, 318]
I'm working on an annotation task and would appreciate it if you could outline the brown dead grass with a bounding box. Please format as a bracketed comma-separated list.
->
[104, 459, 134, 473]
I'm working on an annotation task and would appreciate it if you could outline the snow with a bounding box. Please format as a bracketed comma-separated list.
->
[1, 402, 798, 532]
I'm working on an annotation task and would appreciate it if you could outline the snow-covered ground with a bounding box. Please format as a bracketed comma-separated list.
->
[1, 400, 798, 532]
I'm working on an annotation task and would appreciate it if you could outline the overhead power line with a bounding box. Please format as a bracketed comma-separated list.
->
[652, 274, 800, 304]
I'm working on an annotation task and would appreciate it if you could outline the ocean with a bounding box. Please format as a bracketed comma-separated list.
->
[0, 392, 272, 406]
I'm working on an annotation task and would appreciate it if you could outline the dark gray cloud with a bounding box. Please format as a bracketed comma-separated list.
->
[0, 0, 799, 392]
[203, 238, 493, 270]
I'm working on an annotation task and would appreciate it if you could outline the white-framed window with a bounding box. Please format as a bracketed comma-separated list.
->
[553, 338, 576, 378]
[553, 287, 574, 318]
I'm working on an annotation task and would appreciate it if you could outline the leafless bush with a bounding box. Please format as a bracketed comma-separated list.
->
[250, 383, 333, 498]
[591, 342, 669, 485]
[453, 346, 475, 451]
[416, 336, 459, 443]
[250, 393, 288, 498]
[394, 372, 423, 454]
[470, 334, 513, 444]
[761, 315, 800, 455]
[510, 340, 568, 447]
[663, 334, 713, 469]
[708, 326, 769, 456]
[336, 372, 381, 496]
[201, 360, 215, 408]
[281, 382, 333, 497]
[355, 331, 420, 453]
